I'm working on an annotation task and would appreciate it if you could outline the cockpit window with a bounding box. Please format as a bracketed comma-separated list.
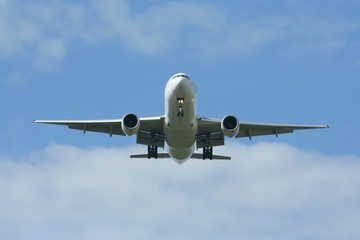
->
[171, 74, 190, 80]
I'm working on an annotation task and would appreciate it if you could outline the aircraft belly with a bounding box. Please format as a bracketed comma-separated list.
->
[166, 143, 195, 161]
[166, 128, 196, 148]
[164, 101, 197, 150]
[164, 74, 198, 161]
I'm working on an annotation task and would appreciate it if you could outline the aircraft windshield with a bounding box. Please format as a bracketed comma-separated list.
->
[171, 74, 190, 80]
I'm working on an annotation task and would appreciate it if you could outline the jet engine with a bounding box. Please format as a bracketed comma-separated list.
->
[221, 115, 239, 138]
[122, 113, 140, 136]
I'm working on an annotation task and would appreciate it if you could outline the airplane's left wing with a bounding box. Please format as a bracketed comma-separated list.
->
[197, 117, 328, 143]
[236, 122, 329, 139]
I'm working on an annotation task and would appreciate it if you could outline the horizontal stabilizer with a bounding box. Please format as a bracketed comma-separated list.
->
[130, 153, 170, 159]
[191, 153, 231, 160]
[130, 153, 231, 160]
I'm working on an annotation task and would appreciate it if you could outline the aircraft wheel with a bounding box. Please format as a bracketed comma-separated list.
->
[148, 145, 158, 159]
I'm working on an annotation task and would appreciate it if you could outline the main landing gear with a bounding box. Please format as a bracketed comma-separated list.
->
[203, 147, 213, 160]
[148, 145, 158, 159]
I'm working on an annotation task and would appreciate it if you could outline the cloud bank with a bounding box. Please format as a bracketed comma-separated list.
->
[0, 0, 358, 63]
[0, 142, 359, 240]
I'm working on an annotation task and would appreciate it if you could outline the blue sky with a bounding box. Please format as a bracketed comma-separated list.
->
[0, 0, 360, 239]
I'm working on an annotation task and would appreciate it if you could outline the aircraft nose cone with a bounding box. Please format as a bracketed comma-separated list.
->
[177, 77, 187, 87]
[175, 77, 191, 92]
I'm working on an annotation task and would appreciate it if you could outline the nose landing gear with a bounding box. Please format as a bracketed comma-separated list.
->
[177, 98, 184, 117]
[177, 106, 184, 117]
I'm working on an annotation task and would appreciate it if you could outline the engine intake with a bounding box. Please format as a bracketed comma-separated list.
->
[221, 115, 239, 138]
[122, 113, 140, 136]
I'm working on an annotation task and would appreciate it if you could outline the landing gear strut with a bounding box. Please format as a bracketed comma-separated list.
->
[203, 147, 213, 160]
[148, 145, 158, 159]
[177, 105, 184, 117]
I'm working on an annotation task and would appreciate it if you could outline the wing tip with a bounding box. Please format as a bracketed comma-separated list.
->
[33, 120, 44, 123]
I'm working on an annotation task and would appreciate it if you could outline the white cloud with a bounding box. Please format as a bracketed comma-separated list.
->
[0, 0, 75, 60]
[0, 142, 359, 240]
[0, 0, 358, 66]
[37, 38, 65, 59]
[89, 1, 228, 54]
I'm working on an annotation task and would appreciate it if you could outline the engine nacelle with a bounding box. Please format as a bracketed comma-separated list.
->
[122, 113, 140, 136]
[221, 115, 239, 138]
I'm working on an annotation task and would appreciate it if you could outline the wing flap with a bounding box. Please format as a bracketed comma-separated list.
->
[196, 132, 224, 148]
[236, 122, 328, 139]
[197, 117, 221, 136]
[196, 117, 328, 139]
[34, 119, 126, 136]
[33, 116, 165, 137]
[236, 128, 293, 138]
[139, 117, 164, 134]
[68, 124, 125, 136]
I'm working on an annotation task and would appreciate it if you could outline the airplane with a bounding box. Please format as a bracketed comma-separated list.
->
[33, 73, 329, 164]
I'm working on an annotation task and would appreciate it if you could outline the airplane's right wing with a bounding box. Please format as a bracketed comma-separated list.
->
[33, 119, 126, 136]
[33, 116, 165, 139]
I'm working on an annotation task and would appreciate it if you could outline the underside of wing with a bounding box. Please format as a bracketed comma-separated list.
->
[197, 117, 222, 135]
[138, 116, 164, 134]
[33, 116, 165, 138]
[236, 122, 329, 139]
[196, 117, 224, 148]
[33, 119, 126, 136]
[197, 116, 328, 142]
[135, 117, 165, 147]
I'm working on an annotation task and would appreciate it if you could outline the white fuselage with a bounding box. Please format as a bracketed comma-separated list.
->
[164, 73, 198, 163]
